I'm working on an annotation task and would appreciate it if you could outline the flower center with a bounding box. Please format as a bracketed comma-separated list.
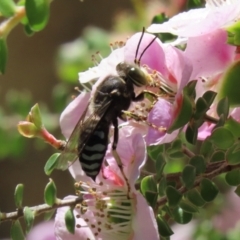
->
[74, 181, 134, 240]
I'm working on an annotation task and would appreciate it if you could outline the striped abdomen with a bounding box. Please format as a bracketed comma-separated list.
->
[78, 120, 109, 180]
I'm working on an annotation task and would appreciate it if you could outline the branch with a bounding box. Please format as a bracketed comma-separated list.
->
[0, 196, 83, 223]
[156, 161, 240, 208]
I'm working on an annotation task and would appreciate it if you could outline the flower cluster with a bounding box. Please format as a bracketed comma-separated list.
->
[55, 0, 240, 239]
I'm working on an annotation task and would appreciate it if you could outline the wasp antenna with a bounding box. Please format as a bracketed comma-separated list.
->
[138, 35, 158, 64]
[134, 27, 145, 65]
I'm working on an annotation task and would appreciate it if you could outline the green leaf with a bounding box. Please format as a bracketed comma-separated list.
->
[158, 177, 167, 197]
[156, 215, 174, 237]
[226, 21, 240, 46]
[44, 153, 61, 175]
[25, 0, 50, 31]
[187, 189, 205, 207]
[224, 117, 240, 139]
[155, 153, 166, 180]
[202, 91, 217, 107]
[166, 186, 182, 207]
[23, 207, 34, 233]
[147, 145, 164, 161]
[234, 185, 240, 197]
[218, 60, 240, 106]
[179, 200, 199, 213]
[195, 97, 208, 119]
[145, 191, 158, 208]
[65, 208, 75, 234]
[216, 98, 229, 120]
[0, 38, 8, 74]
[210, 150, 225, 162]
[11, 220, 25, 240]
[168, 92, 193, 133]
[44, 179, 57, 206]
[225, 169, 240, 186]
[24, 24, 35, 36]
[30, 104, 43, 129]
[0, 0, 16, 17]
[182, 165, 196, 189]
[185, 80, 197, 98]
[200, 178, 219, 202]
[185, 123, 198, 144]
[172, 207, 193, 224]
[14, 184, 24, 208]
[200, 140, 213, 160]
[226, 144, 240, 165]
[141, 175, 157, 196]
[189, 155, 206, 174]
[44, 210, 56, 220]
[209, 127, 234, 150]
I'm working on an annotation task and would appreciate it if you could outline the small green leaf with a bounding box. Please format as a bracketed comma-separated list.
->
[226, 144, 240, 165]
[200, 178, 219, 202]
[30, 104, 43, 129]
[216, 98, 229, 120]
[210, 150, 225, 162]
[189, 155, 206, 174]
[44, 179, 57, 206]
[24, 24, 35, 36]
[234, 185, 240, 197]
[155, 153, 166, 180]
[44, 153, 61, 175]
[226, 21, 240, 46]
[147, 145, 165, 161]
[172, 207, 193, 224]
[218, 60, 240, 106]
[145, 191, 158, 208]
[224, 117, 240, 139]
[182, 165, 196, 189]
[11, 220, 25, 240]
[200, 140, 213, 160]
[209, 127, 234, 150]
[179, 200, 199, 213]
[185, 80, 197, 98]
[185, 123, 198, 144]
[168, 92, 193, 133]
[195, 97, 208, 119]
[141, 175, 157, 197]
[157, 215, 174, 237]
[25, 0, 50, 31]
[44, 210, 56, 220]
[202, 91, 217, 107]
[166, 186, 182, 207]
[0, 0, 16, 17]
[225, 169, 240, 186]
[65, 208, 75, 234]
[0, 38, 8, 74]
[187, 189, 205, 207]
[14, 184, 24, 208]
[158, 177, 167, 197]
[23, 207, 34, 233]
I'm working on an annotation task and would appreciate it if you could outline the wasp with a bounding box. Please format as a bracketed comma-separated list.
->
[56, 30, 157, 183]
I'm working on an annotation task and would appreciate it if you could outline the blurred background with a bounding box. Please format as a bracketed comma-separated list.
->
[1, 0, 240, 239]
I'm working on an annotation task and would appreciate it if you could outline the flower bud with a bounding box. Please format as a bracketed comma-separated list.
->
[17, 121, 39, 138]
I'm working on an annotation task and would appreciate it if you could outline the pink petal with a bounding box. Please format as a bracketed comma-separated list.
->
[60, 92, 90, 139]
[184, 29, 236, 79]
[27, 221, 56, 240]
[146, 98, 178, 145]
[132, 192, 159, 240]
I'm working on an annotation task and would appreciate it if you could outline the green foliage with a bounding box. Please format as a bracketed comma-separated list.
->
[23, 207, 35, 233]
[225, 169, 240, 186]
[0, 0, 16, 17]
[44, 153, 61, 175]
[44, 179, 57, 206]
[171, 206, 193, 224]
[182, 165, 196, 189]
[226, 21, 240, 46]
[25, 0, 50, 31]
[11, 220, 25, 240]
[166, 186, 182, 207]
[14, 184, 24, 208]
[155, 153, 166, 180]
[187, 189, 205, 207]
[65, 208, 75, 234]
[157, 215, 173, 237]
[200, 179, 219, 202]
[0, 38, 8, 74]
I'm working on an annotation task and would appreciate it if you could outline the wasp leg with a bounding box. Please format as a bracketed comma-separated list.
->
[112, 118, 131, 198]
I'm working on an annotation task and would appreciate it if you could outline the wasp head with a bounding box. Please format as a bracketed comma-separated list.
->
[116, 62, 148, 87]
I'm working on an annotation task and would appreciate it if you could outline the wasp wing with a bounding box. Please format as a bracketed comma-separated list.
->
[55, 96, 112, 171]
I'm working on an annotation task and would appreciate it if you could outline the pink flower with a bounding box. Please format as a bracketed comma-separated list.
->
[147, 0, 240, 38]
[54, 126, 159, 240]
